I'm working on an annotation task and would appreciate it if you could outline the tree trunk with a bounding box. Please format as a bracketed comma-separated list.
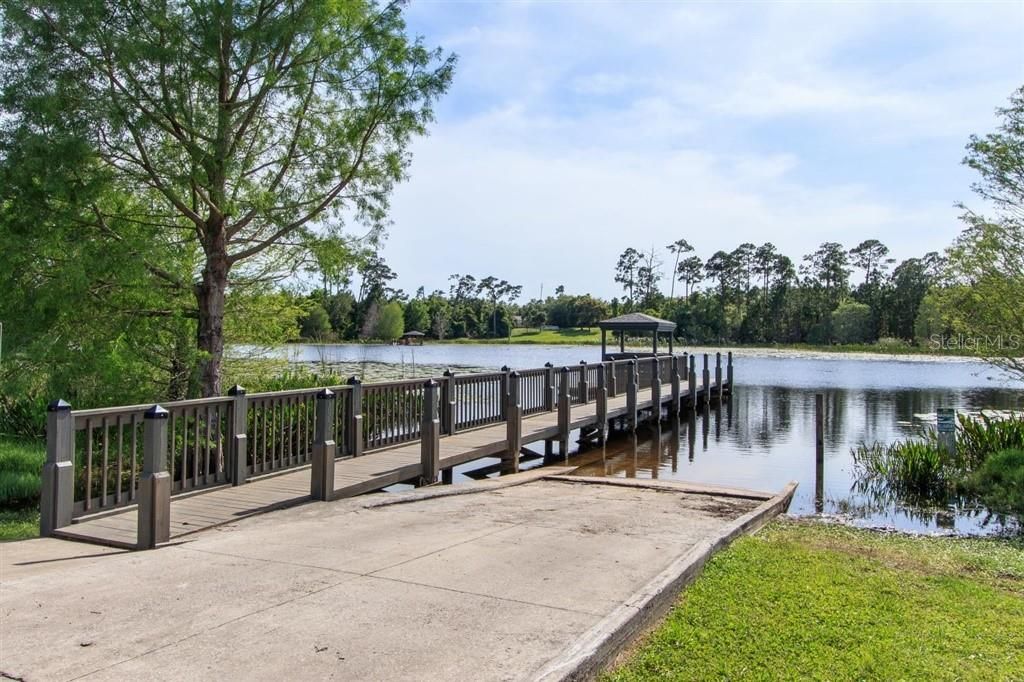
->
[196, 250, 229, 398]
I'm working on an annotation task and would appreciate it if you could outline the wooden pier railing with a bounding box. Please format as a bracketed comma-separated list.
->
[39, 352, 734, 546]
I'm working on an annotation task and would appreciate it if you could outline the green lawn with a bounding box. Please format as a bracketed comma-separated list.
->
[446, 328, 604, 345]
[0, 436, 44, 541]
[606, 520, 1024, 681]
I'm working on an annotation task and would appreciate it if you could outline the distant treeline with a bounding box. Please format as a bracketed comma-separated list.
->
[293, 238, 947, 348]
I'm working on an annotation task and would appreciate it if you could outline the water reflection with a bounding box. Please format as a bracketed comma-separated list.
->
[573, 384, 1024, 535]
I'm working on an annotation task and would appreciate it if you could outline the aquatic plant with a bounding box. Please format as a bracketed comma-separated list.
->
[962, 449, 1024, 517]
[956, 413, 1024, 468]
[852, 414, 1024, 520]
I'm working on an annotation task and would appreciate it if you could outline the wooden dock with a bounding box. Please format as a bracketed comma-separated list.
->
[42, 354, 733, 549]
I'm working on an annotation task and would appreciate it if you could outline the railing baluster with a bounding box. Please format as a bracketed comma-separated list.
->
[115, 416, 123, 505]
[204, 405, 213, 484]
[84, 419, 93, 511]
[130, 414, 138, 501]
[100, 417, 109, 506]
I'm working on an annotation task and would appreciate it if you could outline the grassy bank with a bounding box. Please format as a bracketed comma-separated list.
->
[0, 437, 44, 541]
[606, 519, 1024, 681]
[440, 329, 1006, 357]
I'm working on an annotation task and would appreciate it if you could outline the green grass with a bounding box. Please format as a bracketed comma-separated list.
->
[605, 520, 1024, 681]
[0, 508, 39, 541]
[0, 437, 44, 541]
[445, 328, 604, 345]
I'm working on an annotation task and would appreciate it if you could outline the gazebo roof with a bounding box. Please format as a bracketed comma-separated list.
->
[597, 313, 676, 333]
[401, 330, 426, 337]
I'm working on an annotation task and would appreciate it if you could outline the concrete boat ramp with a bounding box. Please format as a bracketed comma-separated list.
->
[2, 470, 795, 681]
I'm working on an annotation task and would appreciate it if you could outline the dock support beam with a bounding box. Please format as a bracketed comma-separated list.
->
[503, 372, 522, 474]
[727, 351, 734, 389]
[626, 360, 639, 431]
[228, 385, 248, 485]
[310, 389, 336, 501]
[557, 367, 571, 458]
[715, 352, 723, 403]
[420, 380, 441, 485]
[669, 356, 681, 416]
[346, 376, 364, 457]
[138, 405, 171, 550]
[40, 399, 74, 537]
[702, 354, 711, 407]
[596, 363, 608, 444]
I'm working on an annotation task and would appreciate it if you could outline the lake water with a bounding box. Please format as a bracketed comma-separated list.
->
[268, 343, 1024, 535]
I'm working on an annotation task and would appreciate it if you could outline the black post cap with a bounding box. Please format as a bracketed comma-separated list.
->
[544, 362, 553, 368]
[316, 388, 335, 400]
[347, 375, 362, 385]
[228, 384, 246, 396]
[443, 368, 454, 376]
[423, 379, 438, 388]
[47, 398, 71, 412]
[144, 404, 170, 420]
[501, 365, 510, 372]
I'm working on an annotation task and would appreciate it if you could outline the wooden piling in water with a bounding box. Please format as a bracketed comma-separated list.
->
[815, 393, 824, 513]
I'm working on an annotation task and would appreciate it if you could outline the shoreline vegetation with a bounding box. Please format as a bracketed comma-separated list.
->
[605, 519, 1024, 681]
[294, 327, 1020, 359]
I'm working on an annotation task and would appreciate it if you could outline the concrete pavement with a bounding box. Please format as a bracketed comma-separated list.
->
[1, 471, 791, 681]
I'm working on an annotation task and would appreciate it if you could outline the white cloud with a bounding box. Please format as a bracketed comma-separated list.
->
[383, 1, 1022, 298]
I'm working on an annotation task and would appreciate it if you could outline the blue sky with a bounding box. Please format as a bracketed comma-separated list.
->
[380, 1, 1024, 301]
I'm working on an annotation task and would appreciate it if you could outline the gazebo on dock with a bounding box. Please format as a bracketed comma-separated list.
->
[400, 330, 425, 346]
[597, 313, 676, 361]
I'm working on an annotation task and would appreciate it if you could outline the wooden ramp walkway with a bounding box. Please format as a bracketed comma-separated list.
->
[54, 382, 723, 549]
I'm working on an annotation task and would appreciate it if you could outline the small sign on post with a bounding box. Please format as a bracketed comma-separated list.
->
[937, 408, 957, 456]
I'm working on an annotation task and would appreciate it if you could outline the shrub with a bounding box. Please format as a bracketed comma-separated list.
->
[963, 449, 1024, 516]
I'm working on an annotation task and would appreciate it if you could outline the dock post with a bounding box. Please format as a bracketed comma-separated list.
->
[596, 363, 608, 445]
[702, 354, 711, 406]
[557, 367, 571, 459]
[715, 352, 723, 403]
[688, 355, 697, 409]
[727, 351, 734, 389]
[544, 363, 556, 412]
[650, 357, 661, 422]
[815, 393, 825, 513]
[138, 405, 171, 550]
[578, 361, 589, 404]
[500, 365, 511, 419]
[420, 380, 441, 485]
[40, 399, 74, 536]
[310, 389, 336, 501]
[626, 359, 638, 431]
[607, 360, 617, 398]
[442, 370, 456, 435]
[227, 385, 248, 486]
[346, 376, 364, 457]
[669, 356, 681, 416]
[503, 372, 522, 474]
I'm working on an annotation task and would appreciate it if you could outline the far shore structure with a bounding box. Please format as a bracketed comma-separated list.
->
[598, 312, 677, 361]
